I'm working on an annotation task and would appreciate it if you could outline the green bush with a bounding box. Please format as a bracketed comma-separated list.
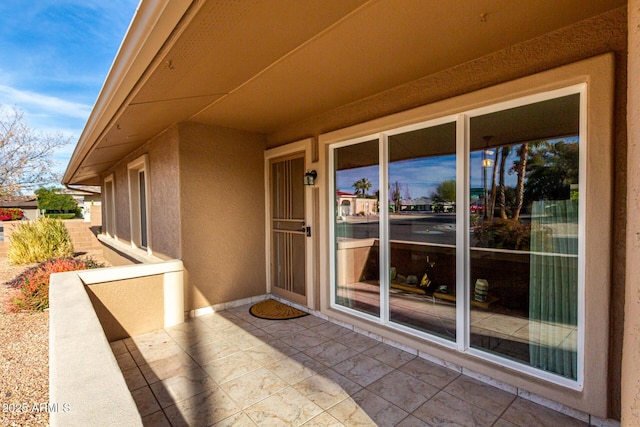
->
[474, 218, 531, 251]
[8, 218, 74, 265]
[43, 213, 76, 219]
[8, 257, 105, 312]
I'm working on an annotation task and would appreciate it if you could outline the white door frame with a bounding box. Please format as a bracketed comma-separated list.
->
[265, 138, 316, 309]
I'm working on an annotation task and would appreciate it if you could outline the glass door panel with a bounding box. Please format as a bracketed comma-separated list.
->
[468, 94, 580, 379]
[334, 139, 380, 317]
[388, 122, 457, 340]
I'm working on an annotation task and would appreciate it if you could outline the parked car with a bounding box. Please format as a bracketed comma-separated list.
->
[470, 203, 484, 214]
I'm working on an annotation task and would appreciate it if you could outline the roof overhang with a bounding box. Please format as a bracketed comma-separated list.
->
[63, 0, 625, 186]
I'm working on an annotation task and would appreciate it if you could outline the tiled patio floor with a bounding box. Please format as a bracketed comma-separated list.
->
[110, 302, 590, 426]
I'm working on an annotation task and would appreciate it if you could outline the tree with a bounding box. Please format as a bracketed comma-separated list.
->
[512, 143, 529, 221]
[524, 140, 579, 203]
[432, 179, 456, 202]
[353, 177, 373, 196]
[0, 106, 70, 196]
[35, 187, 78, 213]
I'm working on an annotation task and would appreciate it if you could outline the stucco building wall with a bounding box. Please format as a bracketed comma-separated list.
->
[178, 122, 267, 310]
[622, 0, 640, 424]
[103, 126, 181, 260]
[268, 8, 628, 419]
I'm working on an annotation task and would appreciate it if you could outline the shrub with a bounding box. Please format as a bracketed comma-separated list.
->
[8, 218, 74, 265]
[0, 208, 24, 221]
[44, 213, 76, 219]
[8, 257, 105, 312]
[474, 218, 531, 251]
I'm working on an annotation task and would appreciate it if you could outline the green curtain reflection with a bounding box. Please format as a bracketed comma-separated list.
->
[529, 200, 578, 380]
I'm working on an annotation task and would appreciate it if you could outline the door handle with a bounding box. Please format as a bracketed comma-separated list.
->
[302, 226, 311, 237]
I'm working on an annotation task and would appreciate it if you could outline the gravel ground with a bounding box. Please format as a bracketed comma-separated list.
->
[0, 251, 109, 426]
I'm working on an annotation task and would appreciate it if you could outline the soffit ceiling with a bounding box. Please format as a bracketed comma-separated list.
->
[70, 0, 624, 185]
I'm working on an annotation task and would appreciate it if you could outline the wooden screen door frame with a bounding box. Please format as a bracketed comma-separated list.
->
[265, 139, 315, 307]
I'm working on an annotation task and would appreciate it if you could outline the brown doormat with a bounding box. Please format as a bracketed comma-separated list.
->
[249, 299, 308, 320]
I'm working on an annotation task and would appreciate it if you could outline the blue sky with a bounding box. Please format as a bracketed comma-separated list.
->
[336, 151, 520, 199]
[0, 1, 139, 178]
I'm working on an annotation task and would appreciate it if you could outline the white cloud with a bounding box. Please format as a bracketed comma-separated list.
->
[0, 84, 91, 119]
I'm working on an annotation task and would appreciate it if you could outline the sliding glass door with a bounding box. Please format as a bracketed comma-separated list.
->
[330, 86, 584, 384]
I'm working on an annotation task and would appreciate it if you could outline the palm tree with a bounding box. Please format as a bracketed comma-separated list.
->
[498, 146, 511, 219]
[513, 143, 528, 221]
[353, 178, 373, 197]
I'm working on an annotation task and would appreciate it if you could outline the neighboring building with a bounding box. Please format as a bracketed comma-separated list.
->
[59, 186, 102, 223]
[0, 195, 39, 220]
[60, 1, 640, 423]
[336, 191, 378, 216]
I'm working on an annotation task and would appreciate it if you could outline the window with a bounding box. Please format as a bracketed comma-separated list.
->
[330, 85, 586, 386]
[103, 174, 116, 238]
[128, 155, 150, 252]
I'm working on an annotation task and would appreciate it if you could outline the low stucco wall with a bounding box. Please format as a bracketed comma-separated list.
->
[49, 271, 142, 427]
[86, 274, 164, 341]
[49, 260, 184, 426]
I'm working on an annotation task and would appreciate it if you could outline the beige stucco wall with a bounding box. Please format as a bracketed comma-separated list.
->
[85, 275, 164, 342]
[178, 122, 267, 310]
[102, 126, 181, 260]
[622, 0, 640, 424]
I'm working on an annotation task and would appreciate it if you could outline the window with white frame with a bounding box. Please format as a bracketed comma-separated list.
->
[103, 174, 116, 238]
[128, 155, 150, 251]
[330, 85, 586, 386]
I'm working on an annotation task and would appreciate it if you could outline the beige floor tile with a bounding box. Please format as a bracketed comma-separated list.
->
[138, 351, 200, 384]
[350, 389, 409, 426]
[261, 320, 308, 338]
[150, 367, 217, 407]
[500, 397, 588, 427]
[115, 351, 137, 370]
[213, 411, 258, 426]
[294, 314, 328, 329]
[220, 367, 289, 408]
[130, 386, 161, 417]
[413, 391, 498, 426]
[443, 375, 516, 416]
[227, 329, 275, 350]
[244, 340, 299, 364]
[165, 319, 221, 350]
[334, 331, 380, 352]
[310, 322, 352, 339]
[293, 371, 358, 410]
[141, 410, 171, 427]
[511, 320, 574, 347]
[333, 354, 395, 387]
[492, 419, 519, 427]
[109, 339, 128, 356]
[399, 357, 459, 388]
[202, 351, 260, 384]
[129, 339, 185, 365]
[364, 342, 417, 368]
[186, 339, 241, 365]
[280, 328, 331, 350]
[327, 396, 379, 426]
[164, 387, 241, 427]
[122, 366, 147, 391]
[245, 386, 323, 426]
[266, 352, 327, 385]
[473, 313, 530, 337]
[303, 340, 360, 367]
[366, 370, 438, 412]
[395, 414, 431, 426]
[302, 411, 345, 426]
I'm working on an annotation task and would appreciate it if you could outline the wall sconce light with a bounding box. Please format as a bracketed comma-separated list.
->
[304, 170, 317, 186]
